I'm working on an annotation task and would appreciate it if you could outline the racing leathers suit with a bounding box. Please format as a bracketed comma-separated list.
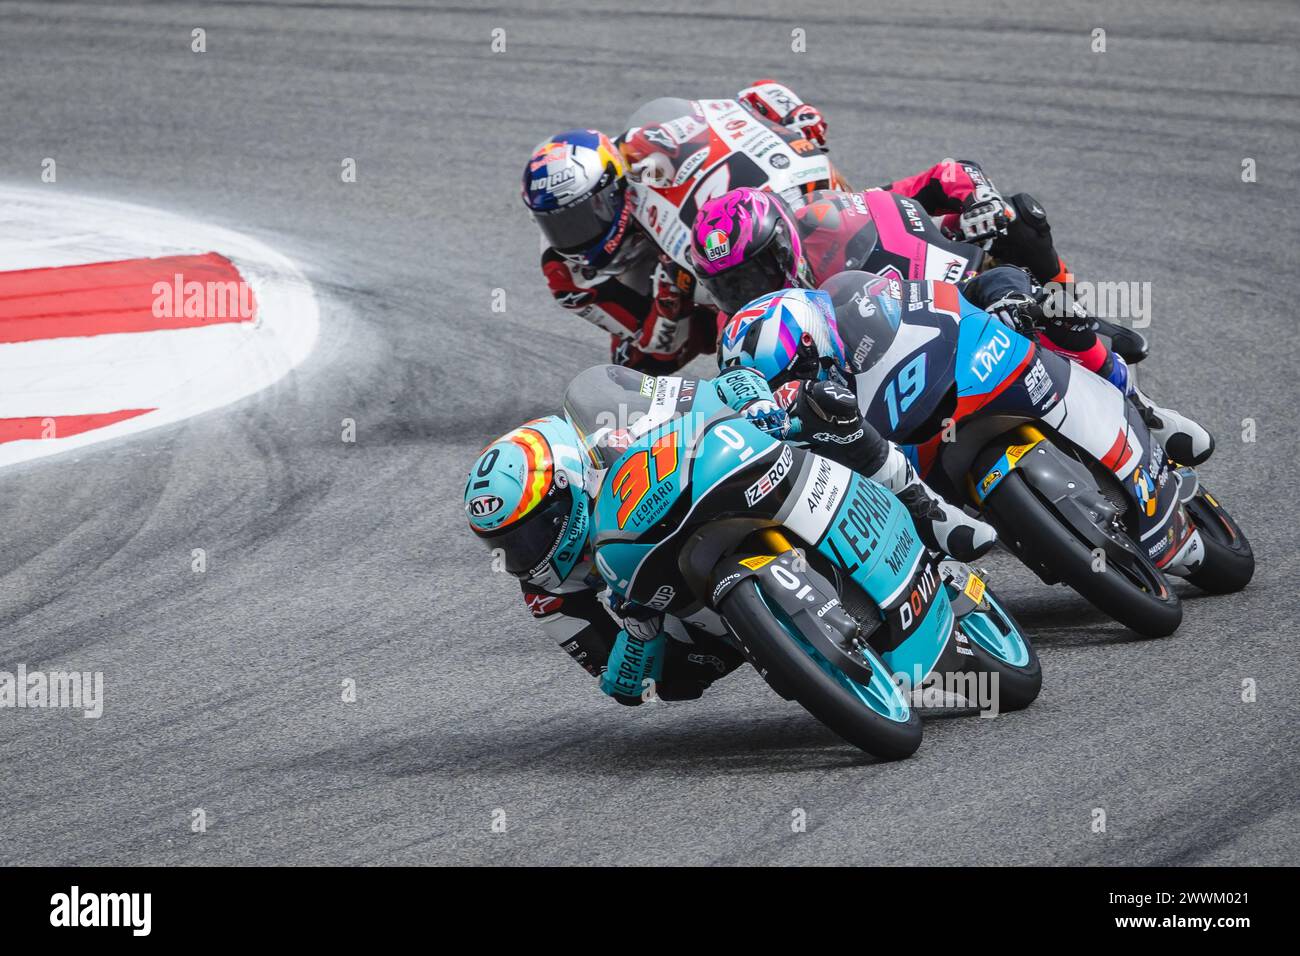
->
[785, 185, 1120, 381]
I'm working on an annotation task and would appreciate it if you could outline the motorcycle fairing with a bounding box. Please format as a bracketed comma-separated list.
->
[961, 348, 1194, 567]
[860, 191, 984, 283]
[592, 382, 796, 611]
[774, 453, 952, 682]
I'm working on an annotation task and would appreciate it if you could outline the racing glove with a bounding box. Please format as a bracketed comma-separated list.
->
[715, 367, 792, 438]
[743, 399, 792, 439]
[983, 290, 1041, 337]
[738, 80, 828, 148]
[598, 597, 667, 706]
[957, 180, 1014, 244]
[785, 379, 864, 445]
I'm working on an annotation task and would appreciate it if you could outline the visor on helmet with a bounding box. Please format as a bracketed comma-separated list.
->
[477, 484, 575, 578]
[766, 336, 826, 392]
[701, 220, 798, 314]
[534, 180, 626, 257]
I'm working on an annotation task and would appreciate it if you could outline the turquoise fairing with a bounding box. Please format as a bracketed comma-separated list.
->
[817, 472, 952, 684]
[590, 382, 781, 597]
[588, 371, 954, 691]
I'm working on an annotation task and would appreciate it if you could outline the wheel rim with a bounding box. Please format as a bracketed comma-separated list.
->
[1107, 540, 1171, 598]
[758, 586, 912, 724]
[960, 592, 1030, 667]
[1020, 477, 1171, 602]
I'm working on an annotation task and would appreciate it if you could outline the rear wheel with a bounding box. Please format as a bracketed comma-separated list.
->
[1183, 488, 1254, 593]
[983, 471, 1182, 637]
[721, 579, 922, 760]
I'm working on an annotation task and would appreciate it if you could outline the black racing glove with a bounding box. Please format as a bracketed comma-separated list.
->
[794, 379, 865, 445]
[983, 290, 1042, 337]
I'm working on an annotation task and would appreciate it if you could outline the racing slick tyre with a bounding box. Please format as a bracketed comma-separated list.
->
[983, 471, 1183, 638]
[721, 578, 922, 760]
[957, 591, 1043, 712]
[1183, 488, 1255, 594]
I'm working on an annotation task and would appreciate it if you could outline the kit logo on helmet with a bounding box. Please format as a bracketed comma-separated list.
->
[529, 141, 568, 172]
[468, 494, 503, 518]
[703, 229, 730, 261]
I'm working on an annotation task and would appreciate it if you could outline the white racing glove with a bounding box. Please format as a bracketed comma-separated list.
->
[743, 399, 793, 439]
[958, 180, 1013, 244]
[983, 291, 1041, 336]
[738, 80, 828, 148]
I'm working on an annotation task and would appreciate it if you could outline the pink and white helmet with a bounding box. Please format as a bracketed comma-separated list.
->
[690, 188, 808, 314]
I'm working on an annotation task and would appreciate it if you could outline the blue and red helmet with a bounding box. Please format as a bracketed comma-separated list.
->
[717, 288, 849, 388]
[522, 130, 632, 270]
[465, 416, 591, 590]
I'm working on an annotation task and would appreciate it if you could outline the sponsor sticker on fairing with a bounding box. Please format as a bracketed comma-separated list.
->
[672, 149, 709, 185]
[647, 584, 676, 610]
[711, 571, 744, 603]
[1025, 358, 1052, 405]
[744, 445, 794, 506]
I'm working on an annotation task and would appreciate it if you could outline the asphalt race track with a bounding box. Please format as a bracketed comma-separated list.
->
[1, 0, 1298, 866]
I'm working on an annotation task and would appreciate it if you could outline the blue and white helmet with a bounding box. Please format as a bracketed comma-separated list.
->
[522, 130, 633, 270]
[717, 288, 849, 388]
[465, 416, 591, 590]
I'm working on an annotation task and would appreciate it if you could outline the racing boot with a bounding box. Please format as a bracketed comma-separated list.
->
[871, 445, 998, 563]
[1103, 354, 1215, 466]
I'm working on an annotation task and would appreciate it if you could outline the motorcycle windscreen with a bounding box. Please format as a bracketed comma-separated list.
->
[563, 365, 655, 471]
[625, 97, 698, 133]
[565, 365, 707, 474]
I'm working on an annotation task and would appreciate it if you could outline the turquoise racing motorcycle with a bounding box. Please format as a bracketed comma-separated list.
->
[563, 365, 1041, 760]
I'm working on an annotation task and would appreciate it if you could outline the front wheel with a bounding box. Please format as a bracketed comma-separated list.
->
[1183, 487, 1254, 593]
[957, 589, 1042, 712]
[983, 470, 1182, 637]
[721, 579, 922, 760]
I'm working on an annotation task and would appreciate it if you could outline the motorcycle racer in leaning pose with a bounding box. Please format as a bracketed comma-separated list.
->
[522, 81, 829, 373]
[522, 81, 1096, 379]
[691, 187, 1213, 466]
[463, 366, 994, 707]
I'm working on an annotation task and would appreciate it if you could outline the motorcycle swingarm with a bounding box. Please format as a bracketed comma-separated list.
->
[980, 438, 1141, 577]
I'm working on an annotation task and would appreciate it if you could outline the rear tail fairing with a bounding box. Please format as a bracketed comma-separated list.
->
[859, 191, 986, 283]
